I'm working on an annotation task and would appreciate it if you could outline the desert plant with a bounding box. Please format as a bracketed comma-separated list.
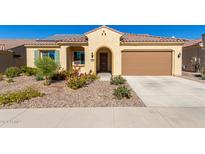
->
[35, 57, 58, 85]
[51, 70, 67, 81]
[200, 66, 205, 80]
[0, 73, 4, 81]
[113, 86, 132, 100]
[110, 75, 126, 85]
[0, 87, 44, 106]
[86, 73, 99, 83]
[66, 69, 98, 89]
[5, 67, 21, 78]
[66, 76, 87, 89]
[20, 66, 37, 76]
[66, 67, 81, 78]
[35, 74, 44, 81]
[7, 78, 14, 83]
[191, 57, 201, 72]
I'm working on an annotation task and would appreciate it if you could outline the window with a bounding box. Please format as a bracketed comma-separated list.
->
[41, 51, 55, 59]
[74, 51, 85, 65]
[13, 54, 21, 59]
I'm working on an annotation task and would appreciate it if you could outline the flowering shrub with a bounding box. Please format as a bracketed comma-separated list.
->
[66, 68, 98, 89]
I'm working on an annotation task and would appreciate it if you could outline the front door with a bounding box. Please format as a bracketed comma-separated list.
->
[100, 53, 108, 72]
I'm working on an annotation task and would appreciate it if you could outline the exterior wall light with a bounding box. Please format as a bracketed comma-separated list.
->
[178, 52, 181, 58]
[91, 52, 94, 58]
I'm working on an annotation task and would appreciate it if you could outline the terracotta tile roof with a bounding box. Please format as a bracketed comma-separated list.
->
[25, 40, 58, 45]
[9, 26, 186, 46]
[0, 39, 35, 51]
[25, 34, 88, 45]
[59, 36, 87, 42]
[183, 39, 202, 47]
[47, 34, 88, 42]
[121, 33, 185, 42]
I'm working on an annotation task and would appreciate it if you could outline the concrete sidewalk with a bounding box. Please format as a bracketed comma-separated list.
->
[1, 107, 205, 128]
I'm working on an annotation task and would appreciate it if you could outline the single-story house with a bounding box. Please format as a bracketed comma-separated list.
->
[0, 39, 34, 72]
[182, 37, 205, 72]
[24, 26, 184, 76]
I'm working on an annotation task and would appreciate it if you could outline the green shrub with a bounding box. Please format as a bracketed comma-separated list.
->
[5, 67, 21, 78]
[110, 75, 126, 85]
[35, 57, 58, 86]
[66, 67, 81, 78]
[7, 78, 14, 83]
[200, 67, 205, 80]
[0, 87, 44, 106]
[35, 74, 44, 81]
[66, 69, 98, 89]
[87, 73, 99, 83]
[113, 86, 132, 100]
[66, 76, 87, 89]
[0, 73, 4, 81]
[51, 70, 67, 81]
[20, 66, 37, 76]
[83, 71, 99, 84]
[201, 74, 205, 80]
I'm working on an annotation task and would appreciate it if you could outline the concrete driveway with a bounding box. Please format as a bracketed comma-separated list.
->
[125, 76, 205, 107]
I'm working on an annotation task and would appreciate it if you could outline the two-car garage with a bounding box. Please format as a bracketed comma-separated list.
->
[121, 50, 172, 76]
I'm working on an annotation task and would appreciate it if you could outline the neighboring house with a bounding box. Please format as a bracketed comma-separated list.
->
[25, 26, 184, 76]
[0, 39, 34, 72]
[182, 38, 204, 72]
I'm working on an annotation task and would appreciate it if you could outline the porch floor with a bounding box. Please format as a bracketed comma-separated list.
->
[98, 73, 111, 81]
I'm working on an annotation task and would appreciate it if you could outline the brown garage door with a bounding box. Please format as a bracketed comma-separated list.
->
[122, 51, 172, 75]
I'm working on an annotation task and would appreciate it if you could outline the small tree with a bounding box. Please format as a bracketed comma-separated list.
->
[35, 57, 58, 85]
[191, 57, 201, 72]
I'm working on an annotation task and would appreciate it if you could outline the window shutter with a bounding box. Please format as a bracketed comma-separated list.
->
[34, 50, 39, 66]
[55, 50, 60, 65]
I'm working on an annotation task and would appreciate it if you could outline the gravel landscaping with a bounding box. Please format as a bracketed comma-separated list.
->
[0, 76, 145, 109]
[181, 71, 205, 84]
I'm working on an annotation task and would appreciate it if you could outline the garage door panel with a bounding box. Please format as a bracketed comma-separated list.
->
[122, 51, 172, 76]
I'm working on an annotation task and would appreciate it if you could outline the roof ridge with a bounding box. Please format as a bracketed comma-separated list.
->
[50, 34, 84, 35]
[147, 34, 185, 41]
[123, 33, 150, 36]
[85, 25, 124, 35]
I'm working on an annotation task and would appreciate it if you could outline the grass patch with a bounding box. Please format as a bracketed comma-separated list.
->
[0, 87, 45, 106]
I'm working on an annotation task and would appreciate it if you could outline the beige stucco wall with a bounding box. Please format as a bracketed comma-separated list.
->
[26, 27, 183, 76]
[85, 27, 122, 75]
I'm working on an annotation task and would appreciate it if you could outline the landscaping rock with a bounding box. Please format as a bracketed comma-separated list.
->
[0, 76, 145, 109]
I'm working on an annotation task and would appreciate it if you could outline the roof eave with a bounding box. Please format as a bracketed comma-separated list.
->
[121, 41, 184, 45]
[122, 49, 174, 52]
[25, 44, 60, 48]
[57, 42, 88, 45]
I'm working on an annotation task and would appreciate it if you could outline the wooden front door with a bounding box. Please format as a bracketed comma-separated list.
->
[100, 53, 108, 72]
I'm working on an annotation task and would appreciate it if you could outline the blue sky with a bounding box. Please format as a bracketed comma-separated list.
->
[0, 25, 204, 39]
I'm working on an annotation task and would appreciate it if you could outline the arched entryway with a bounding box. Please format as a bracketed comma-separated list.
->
[96, 47, 112, 73]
